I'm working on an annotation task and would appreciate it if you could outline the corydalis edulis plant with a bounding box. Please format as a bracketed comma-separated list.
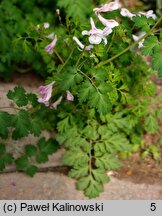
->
[1, 1, 161, 199]
[34, 0, 162, 198]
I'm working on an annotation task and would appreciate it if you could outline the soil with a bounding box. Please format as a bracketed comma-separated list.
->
[116, 154, 162, 185]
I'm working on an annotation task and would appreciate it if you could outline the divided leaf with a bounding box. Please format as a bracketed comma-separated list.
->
[63, 147, 89, 166]
[12, 110, 30, 139]
[152, 53, 162, 77]
[89, 91, 112, 115]
[15, 156, 38, 177]
[0, 144, 13, 171]
[142, 36, 160, 56]
[7, 86, 28, 107]
[0, 111, 11, 139]
[78, 80, 95, 103]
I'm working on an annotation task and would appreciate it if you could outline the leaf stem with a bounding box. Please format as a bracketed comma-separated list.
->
[77, 69, 99, 93]
[106, 31, 115, 53]
[75, 48, 86, 68]
[58, 47, 75, 73]
[53, 49, 65, 64]
[95, 15, 162, 69]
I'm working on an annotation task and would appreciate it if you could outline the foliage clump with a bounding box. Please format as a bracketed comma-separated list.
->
[0, 0, 162, 198]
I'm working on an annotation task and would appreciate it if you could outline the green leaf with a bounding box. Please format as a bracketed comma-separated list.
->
[57, 0, 94, 21]
[7, 86, 28, 107]
[3, 153, 13, 164]
[57, 116, 70, 133]
[85, 179, 104, 198]
[144, 114, 158, 133]
[36, 152, 48, 163]
[27, 93, 39, 107]
[0, 144, 6, 153]
[0, 152, 13, 171]
[25, 144, 37, 157]
[30, 116, 43, 136]
[97, 83, 113, 94]
[0, 158, 5, 171]
[142, 36, 160, 56]
[12, 110, 30, 139]
[26, 165, 38, 177]
[98, 125, 113, 140]
[91, 68, 108, 83]
[69, 165, 89, 179]
[0, 143, 13, 171]
[63, 147, 89, 166]
[37, 138, 59, 155]
[15, 156, 29, 170]
[105, 133, 130, 152]
[132, 16, 152, 32]
[92, 169, 109, 184]
[0, 112, 11, 139]
[82, 125, 99, 140]
[95, 154, 120, 170]
[78, 80, 95, 103]
[152, 53, 162, 77]
[76, 176, 91, 190]
[89, 91, 112, 114]
[57, 67, 83, 90]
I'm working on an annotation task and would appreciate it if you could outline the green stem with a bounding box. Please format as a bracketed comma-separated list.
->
[58, 47, 75, 73]
[53, 49, 65, 64]
[95, 15, 162, 69]
[77, 69, 99, 93]
[106, 31, 115, 53]
[75, 48, 86, 68]
[78, 58, 89, 70]
[89, 141, 92, 176]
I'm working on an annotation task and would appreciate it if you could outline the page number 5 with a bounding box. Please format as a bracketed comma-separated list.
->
[150, 203, 156, 211]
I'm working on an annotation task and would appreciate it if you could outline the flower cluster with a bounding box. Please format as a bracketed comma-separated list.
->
[73, 0, 156, 49]
[38, 81, 74, 109]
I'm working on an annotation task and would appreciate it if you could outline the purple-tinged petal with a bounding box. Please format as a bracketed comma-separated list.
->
[66, 90, 74, 101]
[50, 96, 63, 109]
[102, 27, 113, 36]
[90, 17, 97, 30]
[93, 1, 122, 13]
[38, 81, 55, 106]
[85, 45, 94, 50]
[120, 8, 136, 19]
[97, 14, 119, 28]
[138, 10, 156, 20]
[89, 35, 102, 44]
[45, 36, 58, 54]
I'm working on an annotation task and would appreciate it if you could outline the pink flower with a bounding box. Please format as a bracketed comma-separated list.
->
[45, 36, 58, 54]
[73, 36, 94, 50]
[66, 90, 74, 101]
[120, 8, 136, 19]
[138, 10, 156, 20]
[50, 96, 63, 109]
[82, 17, 112, 45]
[97, 14, 119, 28]
[38, 81, 55, 106]
[93, 1, 122, 13]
